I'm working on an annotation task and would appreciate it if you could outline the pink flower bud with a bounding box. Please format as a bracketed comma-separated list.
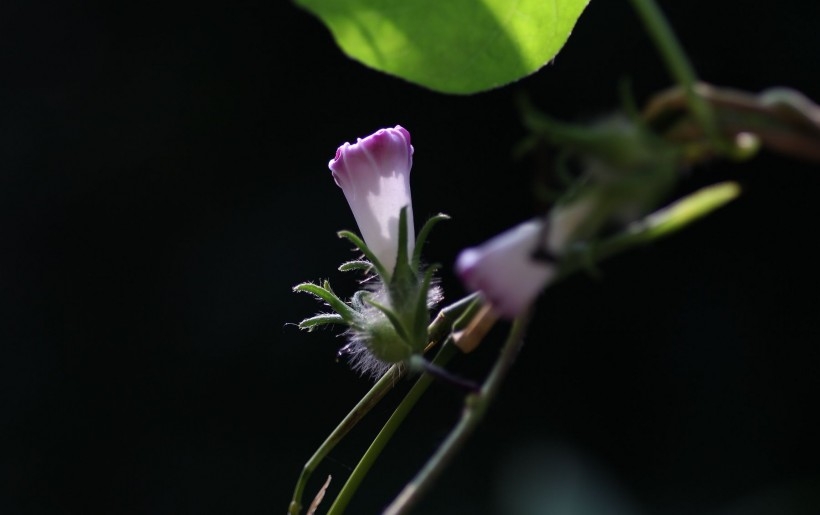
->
[455, 219, 556, 319]
[329, 126, 415, 272]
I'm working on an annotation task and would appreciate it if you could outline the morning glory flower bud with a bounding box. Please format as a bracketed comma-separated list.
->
[455, 219, 556, 319]
[295, 125, 448, 380]
[329, 125, 415, 274]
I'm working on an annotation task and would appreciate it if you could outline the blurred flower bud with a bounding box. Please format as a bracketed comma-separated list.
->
[455, 219, 555, 319]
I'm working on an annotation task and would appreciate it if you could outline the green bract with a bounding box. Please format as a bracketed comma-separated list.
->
[294, 0, 590, 94]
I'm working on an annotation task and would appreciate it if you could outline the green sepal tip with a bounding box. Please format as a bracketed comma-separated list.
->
[337, 230, 390, 281]
[298, 313, 346, 331]
[412, 213, 450, 270]
[293, 282, 357, 323]
[339, 260, 374, 273]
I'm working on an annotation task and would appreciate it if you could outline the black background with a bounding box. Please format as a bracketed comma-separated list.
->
[2, 1, 820, 514]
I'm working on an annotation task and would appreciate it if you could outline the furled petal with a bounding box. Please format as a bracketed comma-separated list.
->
[455, 219, 555, 319]
[329, 126, 414, 272]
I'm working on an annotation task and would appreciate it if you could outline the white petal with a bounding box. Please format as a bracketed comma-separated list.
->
[329, 126, 414, 271]
[456, 219, 555, 319]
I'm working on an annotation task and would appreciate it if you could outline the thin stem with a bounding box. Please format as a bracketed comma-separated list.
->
[409, 355, 481, 392]
[326, 342, 459, 515]
[288, 293, 479, 515]
[288, 364, 402, 515]
[384, 312, 533, 515]
[628, 0, 724, 150]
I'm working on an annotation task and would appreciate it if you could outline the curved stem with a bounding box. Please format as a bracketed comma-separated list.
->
[628, 0, 724, 150]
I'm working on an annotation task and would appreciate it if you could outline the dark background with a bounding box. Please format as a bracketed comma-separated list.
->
[2, 1, 820, 514]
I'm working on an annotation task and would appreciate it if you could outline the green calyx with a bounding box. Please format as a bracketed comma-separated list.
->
[362, 315, 413, 364]
[294, 209, 449, 367]
[381, 207, 447, 354]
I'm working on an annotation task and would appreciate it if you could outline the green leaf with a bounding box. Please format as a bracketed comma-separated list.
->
[294, 0, 591, 94]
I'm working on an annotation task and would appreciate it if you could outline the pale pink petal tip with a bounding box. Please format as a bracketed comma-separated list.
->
[326, 126, 415, 271]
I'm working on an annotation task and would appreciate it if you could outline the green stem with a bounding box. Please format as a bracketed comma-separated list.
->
[557, 181, 740, 281]
[383, 313, 532, 515]
[288, 293, 478, 515]
[326, 342, 459, 515]
[628, 0, 723, 149]
[288, 364, 401, 515]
